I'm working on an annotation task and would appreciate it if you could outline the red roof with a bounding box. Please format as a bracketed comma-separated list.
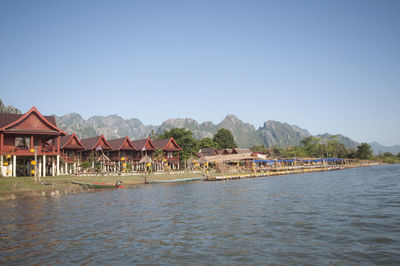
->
[0, 114, 58, 128]
[131, 138, 156, 151]
[0, 106, 64, 135]
[60, 133, 85, 150]
[80, 135, 112, 151]
[108, 136, 136, 151]
[152, 137, 182, 151]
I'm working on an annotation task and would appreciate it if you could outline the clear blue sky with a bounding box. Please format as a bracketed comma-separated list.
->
[1, 0, 399, 146]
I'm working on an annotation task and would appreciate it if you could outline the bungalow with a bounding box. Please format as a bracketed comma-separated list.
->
[0, 106, 65, 177]
[219, 148, 252, 155]
[106, 136, 136, 171]
[222, 149, 233, 155]
[60, 133, 85, 174]
[232, 148, 251, 154]
[80, 135, 112, 162]
[152, 137, 183, 169]
[197, 148, 218, 158]
[131, 138, 156, 170]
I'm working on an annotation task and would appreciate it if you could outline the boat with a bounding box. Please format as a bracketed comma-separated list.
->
[72, 180, 123, 189]
[145, 177, 203, 184]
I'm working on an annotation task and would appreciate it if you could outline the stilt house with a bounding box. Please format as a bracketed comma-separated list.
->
[0, 106, 65, 177]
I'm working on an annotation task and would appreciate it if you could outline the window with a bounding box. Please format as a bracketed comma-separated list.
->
[15, 137, 30, 148]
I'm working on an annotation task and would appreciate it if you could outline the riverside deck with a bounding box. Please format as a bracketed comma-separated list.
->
[204, 163, 378, 181]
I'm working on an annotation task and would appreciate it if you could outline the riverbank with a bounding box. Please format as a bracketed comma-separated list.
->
[205, 162, 379, 181]
[0, 162, 382, 201]
[0, 171, 206, 201]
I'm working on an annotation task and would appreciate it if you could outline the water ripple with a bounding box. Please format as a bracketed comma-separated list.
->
[1, 165, 400, 265]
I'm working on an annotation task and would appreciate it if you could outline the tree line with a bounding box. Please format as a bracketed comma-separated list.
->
[157, 128, 400, 164]
[157, 128, 237, 161]
[251, 135, 400, 163]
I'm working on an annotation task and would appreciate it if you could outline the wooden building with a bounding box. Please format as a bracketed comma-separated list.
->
[106, 136, 136, 171]
[232, 148, 251, 154]
[152, 137, 183, 169]
[80, 135, 112, 161]
[197, 148, 218, 158]
[131, 138, 156, 170]
[60, 133, 85, 174]
[0, 106, 65, 177]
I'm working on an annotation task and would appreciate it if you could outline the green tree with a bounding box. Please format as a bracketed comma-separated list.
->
[158, 128, 198, 161]
[326, 135, 348, 158]
[397, 152, 400, 158]
[250, 145, 269, 154]
[272, 146, 282, 157]
[153, 148, 164, 160]
[355, 143, 373, 159]
[199, 137, 218, 149]
[213, 128, 237, 149]
[300, 136, 322, 157]
[81, 161, 91, 169]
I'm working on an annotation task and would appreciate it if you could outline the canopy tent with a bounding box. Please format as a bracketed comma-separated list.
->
[198, 153, 254, 164]
[96, 153, 111, 162]
[138, 155, 152, 164]
[252, 158, 345, 164]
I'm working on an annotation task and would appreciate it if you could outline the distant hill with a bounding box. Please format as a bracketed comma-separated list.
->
[369, 141, 400, 155]
[316, 133, 359, 149]
[1, 98, 398, 151]
[158, 115, 264, 148]
[258, 121, 312, 147]
[54, 112, 362, 150]
[0, 99, 21, 114]
[56, 113, 158, 140]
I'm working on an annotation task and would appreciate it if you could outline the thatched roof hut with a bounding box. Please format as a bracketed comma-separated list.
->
[96, 153, 111, 162]
[198, 153, 254, 163]
[139, 155, 152, 164]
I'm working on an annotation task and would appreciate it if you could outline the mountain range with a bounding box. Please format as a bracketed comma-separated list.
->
[54, 114, 400, 155]
[1, 99, 399, 154]
[56, 113, 360, 150]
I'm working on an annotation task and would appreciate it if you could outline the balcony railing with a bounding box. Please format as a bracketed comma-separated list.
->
[61, 155, 80, 163]
[2, 146, 58, 155]
[109, 156, 134, 162]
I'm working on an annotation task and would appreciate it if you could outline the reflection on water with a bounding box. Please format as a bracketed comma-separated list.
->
[1, 165, 400, 264]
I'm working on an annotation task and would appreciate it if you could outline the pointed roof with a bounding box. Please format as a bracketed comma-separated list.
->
[233, 148, 251, 154]
[131, 138, 156, 151]
[0, 106, 65, 135]
[138, 155, 152, 164]
[96, 153, 111, 162]
[223, 149, 233, 155]
[60, 133, 85, 150]
[198, 148, 217, 157]
[80, 135, 112, 151]
[152, 137, 183, 151]
[108, 136, 136, 151]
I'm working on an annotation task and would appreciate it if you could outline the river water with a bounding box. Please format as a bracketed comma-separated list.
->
[1, 165, 400, 265]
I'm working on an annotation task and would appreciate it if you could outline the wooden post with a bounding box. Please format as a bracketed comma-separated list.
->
[0, 155, 3, 177]
[12, 155, 16, 177]
[0, 132, 3, 155]
[34, 146, 39, 182]
[43, 155, 46, 177]
[52, 157, 55, 176]
[56, 155, 60, 176]
[39, 158, 42, 177]
[57, 136, 60, 154]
